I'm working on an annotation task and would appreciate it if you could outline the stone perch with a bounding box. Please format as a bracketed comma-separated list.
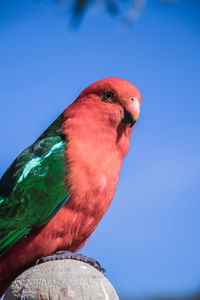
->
[4, 259, 119, 300]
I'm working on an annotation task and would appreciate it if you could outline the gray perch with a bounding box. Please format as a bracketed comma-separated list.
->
[4, 259, 119, 300]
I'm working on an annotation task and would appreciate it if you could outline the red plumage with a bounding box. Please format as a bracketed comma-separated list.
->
[0, 78, 141, 295]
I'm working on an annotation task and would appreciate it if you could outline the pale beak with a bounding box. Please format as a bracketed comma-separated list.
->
[122, 98, 140, 127]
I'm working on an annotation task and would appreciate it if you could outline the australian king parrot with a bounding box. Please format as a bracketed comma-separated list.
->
[0, 78, 141, 296]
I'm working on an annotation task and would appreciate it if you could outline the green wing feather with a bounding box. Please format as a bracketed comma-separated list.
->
[0, 114, 69, 255]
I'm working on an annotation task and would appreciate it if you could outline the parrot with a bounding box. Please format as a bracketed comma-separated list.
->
[0, 77, 141, 296]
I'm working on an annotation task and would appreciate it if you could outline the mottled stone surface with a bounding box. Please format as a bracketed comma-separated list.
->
[5, 259, 119, 300]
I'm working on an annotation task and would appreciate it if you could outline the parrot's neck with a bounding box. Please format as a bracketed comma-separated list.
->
[62, 99, 132, 197]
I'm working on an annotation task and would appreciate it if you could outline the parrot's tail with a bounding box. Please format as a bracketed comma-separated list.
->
[0, 257, 12, 297]
[0, 271, 9, 297]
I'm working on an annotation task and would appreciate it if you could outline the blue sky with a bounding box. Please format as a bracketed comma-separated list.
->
[0, 0, 200, 298]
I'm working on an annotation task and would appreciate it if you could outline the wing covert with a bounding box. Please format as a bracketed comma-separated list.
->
[0, 114, 69, 255]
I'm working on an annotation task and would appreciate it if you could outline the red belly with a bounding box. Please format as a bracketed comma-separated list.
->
[0, 190, 113, 296]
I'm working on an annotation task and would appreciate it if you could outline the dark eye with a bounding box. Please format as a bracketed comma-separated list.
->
[103, 91, 114, 101]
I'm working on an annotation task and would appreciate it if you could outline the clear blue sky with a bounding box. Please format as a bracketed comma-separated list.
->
[0, 0, 200, 298]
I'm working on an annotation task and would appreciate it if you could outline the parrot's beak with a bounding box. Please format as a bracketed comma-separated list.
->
[122, 98, 140, 127]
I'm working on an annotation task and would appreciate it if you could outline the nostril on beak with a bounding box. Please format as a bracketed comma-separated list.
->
[130, 97, 137, 103]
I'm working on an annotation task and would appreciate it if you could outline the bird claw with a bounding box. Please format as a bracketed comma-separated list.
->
[36, 251, 106, 275]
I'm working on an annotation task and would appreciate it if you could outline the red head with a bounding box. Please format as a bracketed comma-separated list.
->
[78, 77, 141, 129]
[63, 78, 141, 163]
[63, 78, 141, 195]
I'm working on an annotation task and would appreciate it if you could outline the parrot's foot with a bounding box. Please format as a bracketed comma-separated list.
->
[36, 251, 106, 275]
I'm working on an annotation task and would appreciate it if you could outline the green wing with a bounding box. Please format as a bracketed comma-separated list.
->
[0, 114, 69, 256]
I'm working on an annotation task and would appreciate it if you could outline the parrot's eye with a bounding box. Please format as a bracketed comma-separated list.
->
[103, 91, 114, 101]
